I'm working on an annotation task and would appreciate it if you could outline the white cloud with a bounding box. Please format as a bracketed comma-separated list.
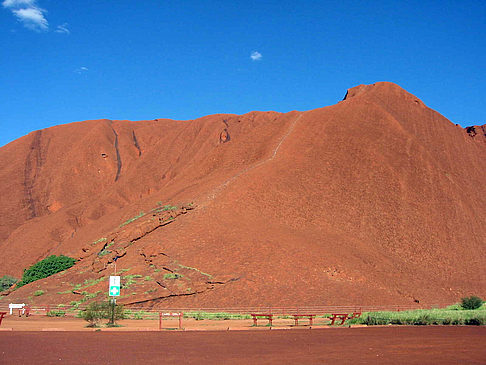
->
[55, 23, 70, 34]
[2, 0, 35, 7]
[74, 66, 89, 74]
[250, 51, 262, 61]
[2, 0, 48, 32]
[12, 7, 47, 31]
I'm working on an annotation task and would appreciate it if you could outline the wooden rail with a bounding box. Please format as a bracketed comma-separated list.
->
[0, 304, 448, 317]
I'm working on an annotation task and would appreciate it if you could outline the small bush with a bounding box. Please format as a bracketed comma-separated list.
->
[98, 250, 112, 257]
[81, 302, 105, 327]
[465, 318, 484, 326]
[441, 317, 452, 325]
[0, 275, 17, 292]
[163, 273, 183, 280]
[461, 296, 483, 310]
[81, 301, 125, 327]
[363, 315, 388, 325]
[17, 255, 76, 288]
[33, 290, 44, 296]
[412, 314, 429, 325]
[47, 310, 66, 317]
[451, 318, 463, 325]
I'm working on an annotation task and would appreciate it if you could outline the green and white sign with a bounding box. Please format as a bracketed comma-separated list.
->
[109, 276, 120, 296]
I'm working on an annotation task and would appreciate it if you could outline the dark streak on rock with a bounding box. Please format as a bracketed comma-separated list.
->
[129, 219, 174, 244]
[110, 123, 122, 181]
[23, 130, 43, 218]
[132, 130, 142, 157]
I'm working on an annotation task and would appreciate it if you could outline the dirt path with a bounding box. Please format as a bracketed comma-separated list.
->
[0, 327, 484, 364]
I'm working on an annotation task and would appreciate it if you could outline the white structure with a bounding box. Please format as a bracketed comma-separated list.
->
[9, 303, 25, 315]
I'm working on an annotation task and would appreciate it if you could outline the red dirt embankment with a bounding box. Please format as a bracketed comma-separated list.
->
[0, 82, 484, 308]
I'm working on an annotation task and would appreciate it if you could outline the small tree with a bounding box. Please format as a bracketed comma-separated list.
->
[0, 275, 17, 292]
[81, 302, 105, 327]
[461, 296, 483, 310]
[81, 301, 124, 327]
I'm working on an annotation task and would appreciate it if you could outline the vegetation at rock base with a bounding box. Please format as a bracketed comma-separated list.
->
[17, 255, 76, 288]
[347, 305, 486, 326]
[81, 301, 125, 327]
[461, 296, 483, 310]
[47, 310, 66, 317]
[184, 312, 251, 320]
[163, 273, 183, 280]
[0, 275, 17, 291]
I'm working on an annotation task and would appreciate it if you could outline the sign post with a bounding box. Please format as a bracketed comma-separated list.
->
[109, 276, 120, 325]
[109, 276, 120, 297]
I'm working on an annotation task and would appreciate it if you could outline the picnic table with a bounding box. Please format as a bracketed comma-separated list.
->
[250, 313, 273, 326]
[292, 314, 315, 326]
[327, 313, 349, 325]
[327, 310, 362, 325]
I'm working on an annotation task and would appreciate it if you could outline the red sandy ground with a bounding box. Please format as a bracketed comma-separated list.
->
[0, 327, 485, 364]
[1, 82, 485, 308]
[0, 314, 378, 331]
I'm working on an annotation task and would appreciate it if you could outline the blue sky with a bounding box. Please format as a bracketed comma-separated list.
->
[1, 0, 485, 147]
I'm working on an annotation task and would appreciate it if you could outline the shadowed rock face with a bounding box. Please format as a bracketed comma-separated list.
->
[0, 82, 485, 308]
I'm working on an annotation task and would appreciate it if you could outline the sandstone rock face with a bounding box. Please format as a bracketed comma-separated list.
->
[0, 82, 484, 307]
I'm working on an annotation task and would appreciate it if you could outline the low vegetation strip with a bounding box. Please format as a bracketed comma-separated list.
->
[183, 311, 251, 320]
[349, 307, 486, 326]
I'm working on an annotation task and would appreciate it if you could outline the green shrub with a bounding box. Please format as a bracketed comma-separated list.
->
[98, 250, 112, 257]
[363, 315, 388, 325]
[17, 255, 76, 288]
[47, 310, 66, 317]
[451, 318, 463, 325]
[81, 301, 124, 327]
[33, 290, 44, 296]
[412, 314, 429, 325]
[441, 317, 452, 325]
[461, 296, 483, 310]
[81, 302, 105, 327]
[120, 211, 145, 227]
[464, 317, 484, 326]
[163, 273, 183, 280]
[0, 275, 17, 292]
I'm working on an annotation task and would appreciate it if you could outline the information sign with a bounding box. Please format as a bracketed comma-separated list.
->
[109, 276, 120, 296]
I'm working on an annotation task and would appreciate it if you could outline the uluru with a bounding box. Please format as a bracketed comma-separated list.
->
[0, 82, 485, 308]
